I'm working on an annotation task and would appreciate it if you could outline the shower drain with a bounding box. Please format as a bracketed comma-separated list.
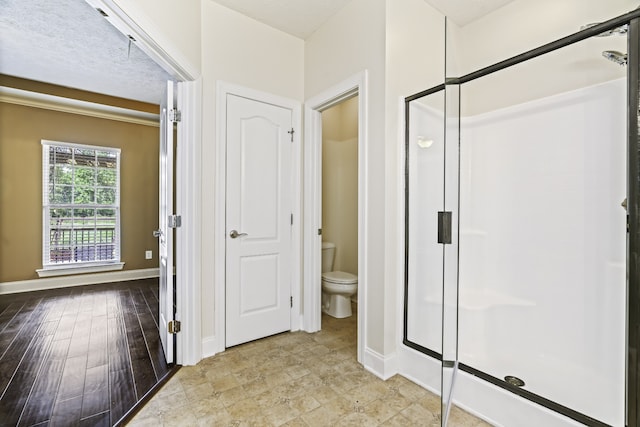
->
[504, 375, 526, 387]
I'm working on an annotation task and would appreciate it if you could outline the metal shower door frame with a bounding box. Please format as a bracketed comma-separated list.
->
[404, 7, 640, 427]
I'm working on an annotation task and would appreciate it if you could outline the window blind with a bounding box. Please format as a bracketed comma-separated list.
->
[41, 140, 121, 268]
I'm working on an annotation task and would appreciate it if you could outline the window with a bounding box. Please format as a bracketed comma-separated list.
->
[40, 140, 122, 275]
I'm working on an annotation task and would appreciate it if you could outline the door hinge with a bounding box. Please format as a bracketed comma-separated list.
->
[287, 128, 295, 142]
[168, 320, 181, 334]
[318, 228, 322, 236]
[290, 296, 293, 307]
[169, 109, 182, 123]
[291, 213, 293, 225]
[169, 215, 182, 228]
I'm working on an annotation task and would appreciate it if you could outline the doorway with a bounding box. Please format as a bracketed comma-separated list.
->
[320, 96, 359, 315]
[88, 1, 202, 367]
[303, 72, 367, 364]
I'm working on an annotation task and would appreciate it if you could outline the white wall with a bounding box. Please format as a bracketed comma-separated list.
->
[199, 1, 304, 346]
[454, 0, 634, 114]
[458, 0, 636, 74]
[303, 0, 449, 369]
[386, 0, 447, 364]
[305, 0, 387, 356]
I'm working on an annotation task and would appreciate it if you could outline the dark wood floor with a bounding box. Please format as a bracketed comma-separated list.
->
[0, 279, 170, 427]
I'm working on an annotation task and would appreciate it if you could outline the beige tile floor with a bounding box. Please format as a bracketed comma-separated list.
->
[128, 305, 491, 426]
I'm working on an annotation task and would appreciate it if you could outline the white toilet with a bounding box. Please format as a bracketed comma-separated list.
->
[321, 242, 358, 318]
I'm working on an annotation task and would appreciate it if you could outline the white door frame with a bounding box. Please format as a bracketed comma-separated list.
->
[214, 81, 302, 353]
[303, 71, 368, 364]
[86, 0, 203, 365]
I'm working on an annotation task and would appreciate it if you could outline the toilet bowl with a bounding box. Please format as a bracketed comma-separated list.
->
[321, 242, 358, 318]
[322, 271, 358, 318]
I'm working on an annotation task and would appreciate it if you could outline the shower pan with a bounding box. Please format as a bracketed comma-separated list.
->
[404, 8, 640, 427]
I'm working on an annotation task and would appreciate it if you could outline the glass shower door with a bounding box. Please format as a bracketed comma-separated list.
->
[404, 88, 446, 424]
[406, 8, 640, 427]
[451, 29, 627, 427]
[405, 82, 461, 425]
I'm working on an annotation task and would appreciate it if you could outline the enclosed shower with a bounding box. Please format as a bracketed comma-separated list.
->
[404, 7, 640, 427]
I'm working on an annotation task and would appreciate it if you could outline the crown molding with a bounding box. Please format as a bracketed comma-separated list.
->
[0, 86, 159, 127]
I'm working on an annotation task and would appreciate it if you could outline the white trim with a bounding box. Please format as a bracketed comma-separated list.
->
[302, 104, 322, 333]
[303, 71, 368, 365]
[37, 262, 124, 278]
[1, 267, 158, 295]
[215, 81, 303, 353]
[214, 82, 227, 355]
[201, 335, 217, 359]
[363, 347, 398, 380]
[81, 0, 202, 366]
[41, 140, 122, 272]
[0, 86, 159, 126]
[175, 78, 203, 366]
[83, 0, 199, 81]
[41, 139, 122, 153]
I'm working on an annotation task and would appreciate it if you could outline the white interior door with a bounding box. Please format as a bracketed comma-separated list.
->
[158, 80, 175, 363]
[226, 94, 293, 347]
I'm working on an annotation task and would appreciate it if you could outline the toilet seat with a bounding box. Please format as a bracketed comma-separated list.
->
[322, 271, 357, 285]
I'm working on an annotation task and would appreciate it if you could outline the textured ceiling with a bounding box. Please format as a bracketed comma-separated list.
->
[0, 0, 171, 104]
[0, 0, 517, 105]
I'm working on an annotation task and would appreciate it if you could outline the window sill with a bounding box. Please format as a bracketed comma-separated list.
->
[36, 262, 125, 278]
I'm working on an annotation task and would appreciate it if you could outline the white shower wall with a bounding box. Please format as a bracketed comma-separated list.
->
[458, 77, 626, 425]
[405, 78, 626, 426]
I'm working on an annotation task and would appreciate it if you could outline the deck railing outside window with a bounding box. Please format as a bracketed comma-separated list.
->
[42, 140, 121, 268]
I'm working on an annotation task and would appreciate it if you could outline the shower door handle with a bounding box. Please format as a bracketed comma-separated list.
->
[229, 230, 248, 239]
[438, 211, 452, 244]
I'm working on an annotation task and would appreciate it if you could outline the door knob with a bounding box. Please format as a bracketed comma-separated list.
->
[153, 229, 162, 238]
[229, 230, 248, 239]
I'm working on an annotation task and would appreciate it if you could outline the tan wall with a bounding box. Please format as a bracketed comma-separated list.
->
[0, 101, 159, 282]
[322, 96, 358, 275]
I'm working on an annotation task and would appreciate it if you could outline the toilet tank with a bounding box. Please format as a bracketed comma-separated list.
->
[321, 242, 336, 273]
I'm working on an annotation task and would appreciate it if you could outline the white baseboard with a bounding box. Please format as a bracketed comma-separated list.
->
[363, 347, 398, 380]
[202, 335, 218, 359]
[0, 268, 159, 295]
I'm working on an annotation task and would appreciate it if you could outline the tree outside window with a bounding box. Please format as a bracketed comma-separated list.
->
[42, 140, 121, 268]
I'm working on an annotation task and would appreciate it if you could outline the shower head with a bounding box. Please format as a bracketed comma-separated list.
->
[602, 50, 628, 66]
[580, 23, 628, 36]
